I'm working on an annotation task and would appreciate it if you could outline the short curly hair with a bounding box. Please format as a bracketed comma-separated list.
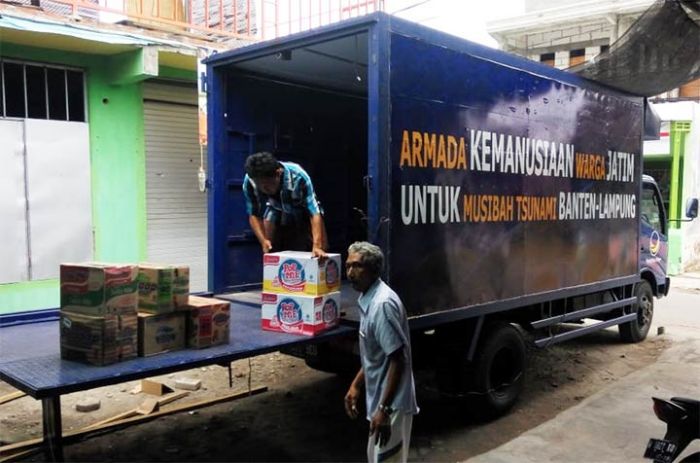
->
[245, 152, 280, 179]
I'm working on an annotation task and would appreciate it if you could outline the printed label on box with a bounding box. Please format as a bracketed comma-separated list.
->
[263, 251, 342, 296]
[278, 259, 306, 292]
[261, 291, 341, 336]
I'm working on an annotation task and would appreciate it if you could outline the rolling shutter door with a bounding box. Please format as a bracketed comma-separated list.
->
[143, 81, 208, 291]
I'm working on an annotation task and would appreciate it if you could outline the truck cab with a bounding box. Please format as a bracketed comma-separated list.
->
[640, 175, 670, 297]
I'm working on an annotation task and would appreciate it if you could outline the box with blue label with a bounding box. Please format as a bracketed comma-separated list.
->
[261, 291, 341, 336]
[138, 312, 186, 356]
[262, 251, 341, 295]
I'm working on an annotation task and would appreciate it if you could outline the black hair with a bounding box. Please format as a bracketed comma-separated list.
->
[245, 152, 280, 179]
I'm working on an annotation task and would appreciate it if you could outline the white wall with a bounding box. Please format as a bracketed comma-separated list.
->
[0, 119, 93, 283]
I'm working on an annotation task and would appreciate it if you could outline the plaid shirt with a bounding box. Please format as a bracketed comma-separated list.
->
[243, 162, 322, 225]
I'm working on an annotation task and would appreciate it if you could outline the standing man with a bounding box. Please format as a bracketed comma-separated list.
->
[242, 152, 327, 259]
[344, 241, 419, 463]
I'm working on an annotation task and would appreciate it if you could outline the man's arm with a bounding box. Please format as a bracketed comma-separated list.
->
[310, 213, 328, 260]
[370, 349, 404, 447]
[344, 367, 365, 419]
[249, 215, 272, 253]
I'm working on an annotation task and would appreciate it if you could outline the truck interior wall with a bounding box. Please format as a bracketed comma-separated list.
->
[222, 74, 368, 289]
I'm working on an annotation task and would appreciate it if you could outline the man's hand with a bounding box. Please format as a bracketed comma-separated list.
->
[369, 409, 391, 447]
[312, 246, 328, 262]
[261, 239, 273, 253]
[344, 384, 361, 419]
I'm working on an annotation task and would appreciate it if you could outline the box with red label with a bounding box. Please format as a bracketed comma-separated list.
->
[60, 310, 138, 366]
[185, 296, 230, 348]
[262, 251, 341, 296]
[261, 291, 341, 336]
[60, 263, 138, 316]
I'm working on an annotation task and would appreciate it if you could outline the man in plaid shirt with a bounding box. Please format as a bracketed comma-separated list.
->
[243, 151, 328, 259]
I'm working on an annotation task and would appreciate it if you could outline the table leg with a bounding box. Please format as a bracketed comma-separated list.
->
[42, 396, 64, 462]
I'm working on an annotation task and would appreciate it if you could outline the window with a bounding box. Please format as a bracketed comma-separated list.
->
[569, 49, 585, 66]
[641, 185, 665, 235]
[540, 52, 555, 66]
[1, 60, 86, 122]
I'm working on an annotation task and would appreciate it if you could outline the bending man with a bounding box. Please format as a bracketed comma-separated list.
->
[242, 151, 327, 258]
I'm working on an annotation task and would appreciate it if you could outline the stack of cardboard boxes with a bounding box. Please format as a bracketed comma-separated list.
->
[261, 251, 342, 336]
[60, 262, 231, 366]
[136, 264, 190, 357]
[59, 263, 139, 366]
[137, 264, 230, 355]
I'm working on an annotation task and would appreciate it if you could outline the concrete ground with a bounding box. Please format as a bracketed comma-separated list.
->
[467, 273, 700, 463]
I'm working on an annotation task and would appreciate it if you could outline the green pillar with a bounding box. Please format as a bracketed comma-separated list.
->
[667, 121, 690, 275]
[668, 121, 689, 227]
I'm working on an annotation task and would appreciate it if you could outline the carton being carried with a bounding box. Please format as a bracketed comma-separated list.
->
[263, 251, 341, 296]
[137, 264, 190, 314]
[261, 291, 341, 336]
[60, 263, 138, 316]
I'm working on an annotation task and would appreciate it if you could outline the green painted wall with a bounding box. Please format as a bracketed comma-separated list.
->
[0, 43, 199, 314]
[88, 63, 147, 263]
[643, 121, 692, 276]
[160, 66, 197, 81]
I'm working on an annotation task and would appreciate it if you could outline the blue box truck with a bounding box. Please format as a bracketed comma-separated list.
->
[204, 13, 691, 416]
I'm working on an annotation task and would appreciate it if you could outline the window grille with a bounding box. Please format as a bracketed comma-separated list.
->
[1, 60, 86, 122]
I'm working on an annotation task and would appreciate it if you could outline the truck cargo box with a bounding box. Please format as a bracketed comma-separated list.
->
[205, 13, 642, 323]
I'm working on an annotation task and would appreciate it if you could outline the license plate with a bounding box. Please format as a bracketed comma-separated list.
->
[644, 438, 677, 463]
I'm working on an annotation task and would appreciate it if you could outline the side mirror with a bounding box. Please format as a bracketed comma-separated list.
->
[686, 198, 699, 219]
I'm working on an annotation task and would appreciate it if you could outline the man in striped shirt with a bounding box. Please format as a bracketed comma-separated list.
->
[243, 152, 328, 259]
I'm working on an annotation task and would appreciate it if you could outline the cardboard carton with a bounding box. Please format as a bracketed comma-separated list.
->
[172, 266, 190, 307]
[261, 291, 341, 336]
[185, 296, 230, 348]
[138, 312, 186, 356]
[262, 251, 341, 295]
[137, 264, 190, 314]
[60, 310, 137, 366]
[60, 263, 138, 316]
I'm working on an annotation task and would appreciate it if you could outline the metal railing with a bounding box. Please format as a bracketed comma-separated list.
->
[3, 0, 384, 41]
[259, 0, 383, 39]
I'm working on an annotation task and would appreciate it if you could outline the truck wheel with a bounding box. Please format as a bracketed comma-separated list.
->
[619, 280, 654, 343]
[469, 323, 527, 418]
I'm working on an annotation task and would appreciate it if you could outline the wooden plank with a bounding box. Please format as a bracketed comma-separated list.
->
[0, 387, 266, 457]
[81, 391, 187, 431]
[0, 446, 40, 463]
[0, 391, 26, 405]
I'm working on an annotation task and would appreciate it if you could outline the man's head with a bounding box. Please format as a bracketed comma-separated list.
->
[245, 152, 283, 195]
[346, 241, 383, 293]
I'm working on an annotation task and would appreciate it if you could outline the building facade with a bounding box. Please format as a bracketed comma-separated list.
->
[0, 0, 383, 316]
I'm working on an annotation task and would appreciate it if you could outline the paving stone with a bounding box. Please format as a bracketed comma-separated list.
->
[175, 377, 202, 391]
[75, 398, 101, 412]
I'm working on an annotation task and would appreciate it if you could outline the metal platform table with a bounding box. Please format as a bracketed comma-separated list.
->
[0, 302, 357, 461]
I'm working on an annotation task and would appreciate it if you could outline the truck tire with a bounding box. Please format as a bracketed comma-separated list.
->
[469, 323, 527, 418]
[619, 280, 654, 343]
